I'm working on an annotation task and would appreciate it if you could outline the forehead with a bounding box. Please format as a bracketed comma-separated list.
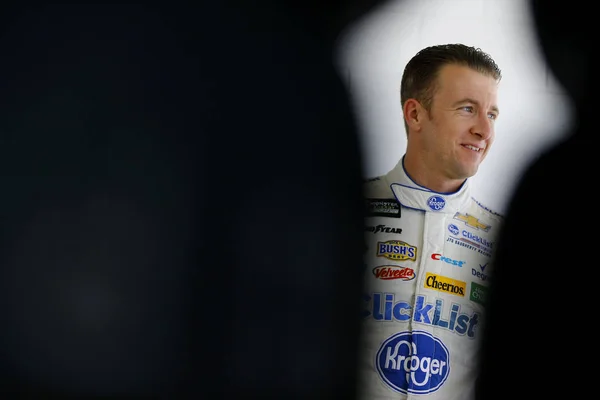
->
[434, 64, 499, 103]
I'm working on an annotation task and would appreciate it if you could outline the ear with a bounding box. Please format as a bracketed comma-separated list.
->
[403, 98, 425, 132]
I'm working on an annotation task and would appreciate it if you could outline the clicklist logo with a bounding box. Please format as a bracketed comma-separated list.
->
[376, 330, 450, 395]
[446, 224, 493, 258]
[362, 293, 480, 338]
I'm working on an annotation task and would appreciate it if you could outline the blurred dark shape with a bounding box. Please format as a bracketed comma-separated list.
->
[0, 2, 383, 398]
[476, 0, 594, 398]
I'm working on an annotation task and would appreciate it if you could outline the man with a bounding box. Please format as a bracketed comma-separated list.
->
[359, 43, 503, 399]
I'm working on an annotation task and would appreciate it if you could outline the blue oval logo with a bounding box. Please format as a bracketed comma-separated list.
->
[376, 330, 450, 395]
[427, 195, 446, 211]
[448, 224, 459, 236]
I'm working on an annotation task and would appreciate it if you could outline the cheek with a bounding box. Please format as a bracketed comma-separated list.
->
[481, 142, 493, 159]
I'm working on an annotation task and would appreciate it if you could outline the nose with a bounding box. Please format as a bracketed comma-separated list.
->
[471, 113, 494, 140]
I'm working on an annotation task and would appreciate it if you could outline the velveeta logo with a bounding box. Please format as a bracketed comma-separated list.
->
[376, 240, 417, 261]
[372, 265, 415, 281]
[424, 273, 466, 297]
[453, 212, 491, 232]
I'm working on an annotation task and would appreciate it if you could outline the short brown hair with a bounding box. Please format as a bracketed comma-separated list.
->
[400, 44, 502, 133]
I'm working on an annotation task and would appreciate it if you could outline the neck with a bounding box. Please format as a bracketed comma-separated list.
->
[402, 152, 465, 194]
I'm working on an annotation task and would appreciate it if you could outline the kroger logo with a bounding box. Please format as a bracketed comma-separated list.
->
[448, 224, 459, 236]
[427, 195, 446, 211]
[376, 330, 450, 395]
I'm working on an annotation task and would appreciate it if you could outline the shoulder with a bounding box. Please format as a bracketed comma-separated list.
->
[363, 175, 393, 198]
[471, 197, 503, 218]
[450, 198, 503, 236]
[467, 196, 504, 225]
[363, 175, 401, 218]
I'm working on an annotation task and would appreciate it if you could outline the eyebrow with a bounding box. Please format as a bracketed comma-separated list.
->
[453, 98, 500, 115]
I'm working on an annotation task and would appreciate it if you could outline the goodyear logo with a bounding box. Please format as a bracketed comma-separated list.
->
[470, 282, 488, 305]
[376, 240, 417, 261]
[424, 273, 466, 297]
[365, 224, 402, 234]
[453, 212, 491, 232]
[376, 330, 450, 395]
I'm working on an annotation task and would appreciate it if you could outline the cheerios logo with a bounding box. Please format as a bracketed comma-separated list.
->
[424, 273, 466, 297]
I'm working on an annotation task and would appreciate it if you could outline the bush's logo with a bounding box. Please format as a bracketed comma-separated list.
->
[427, 195, 446, 211]
[447, 224, 459, 236]
[376, 330, 450, 395]
[453, 212, 491, 232]
[373, 265, 415, 281]
[377, 240, 417, 261]
[470, 282, 487, 305]
[424, 273, 466, 297]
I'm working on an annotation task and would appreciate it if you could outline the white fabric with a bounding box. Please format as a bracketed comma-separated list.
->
[359, 156, 502, 399]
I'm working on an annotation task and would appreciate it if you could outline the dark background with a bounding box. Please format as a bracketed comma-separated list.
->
[476, 0, 593, 398]
[0, 2, 382, 397]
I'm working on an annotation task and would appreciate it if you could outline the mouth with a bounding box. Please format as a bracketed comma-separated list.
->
[462, 144, 484, 153]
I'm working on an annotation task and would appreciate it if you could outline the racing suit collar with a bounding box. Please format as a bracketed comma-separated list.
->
[387, 156, 471, 214]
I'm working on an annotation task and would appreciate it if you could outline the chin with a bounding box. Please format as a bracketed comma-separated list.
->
[461, 167, 478, 180]
[452, 162, 478, 180]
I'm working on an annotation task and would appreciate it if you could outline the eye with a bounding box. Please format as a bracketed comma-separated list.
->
[487, 113, 498, 120]
[461, 106, 474, 113]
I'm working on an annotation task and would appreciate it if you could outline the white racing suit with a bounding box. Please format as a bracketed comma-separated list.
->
[358, 157, 502, 399]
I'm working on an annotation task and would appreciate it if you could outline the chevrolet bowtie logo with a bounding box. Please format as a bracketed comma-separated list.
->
[453, 212, 491, 232]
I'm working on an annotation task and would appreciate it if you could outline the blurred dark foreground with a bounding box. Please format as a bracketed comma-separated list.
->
[0, 2, 383, 398]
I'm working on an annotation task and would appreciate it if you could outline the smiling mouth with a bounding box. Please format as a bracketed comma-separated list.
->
[462, 144, 483, 152]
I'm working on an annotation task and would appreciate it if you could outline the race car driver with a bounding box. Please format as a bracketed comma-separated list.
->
[357, 43, 504, 400]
